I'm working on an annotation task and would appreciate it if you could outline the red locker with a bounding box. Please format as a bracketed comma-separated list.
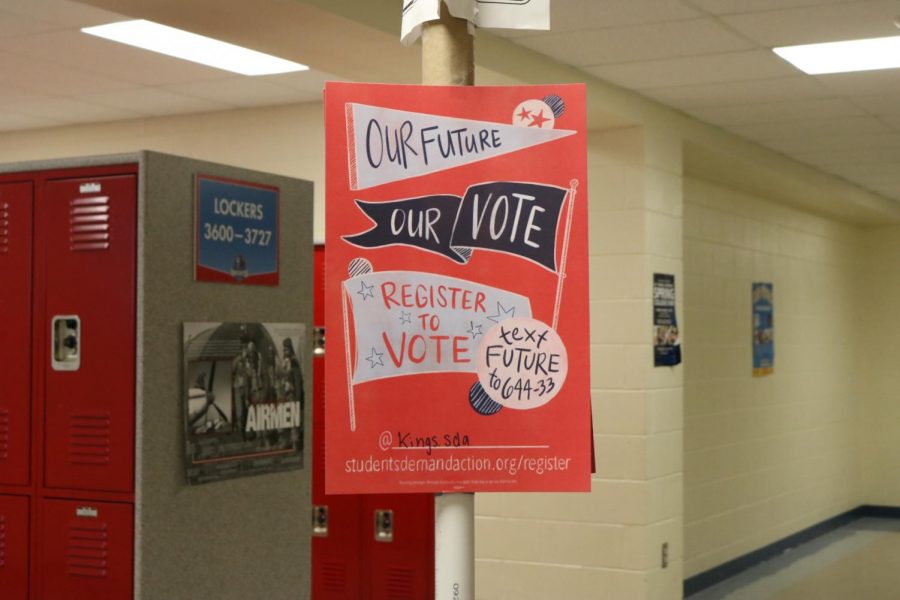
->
[41, 175, 136, 494]
[363, 495, 434, 600]
[39, 498, 133, 600]
[311, 246, 435, 600]
[0, 495, 30, 600]
[0, 182, 33, 486]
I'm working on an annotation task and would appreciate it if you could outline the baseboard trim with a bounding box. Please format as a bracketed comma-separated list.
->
[683, 504, 900, 597]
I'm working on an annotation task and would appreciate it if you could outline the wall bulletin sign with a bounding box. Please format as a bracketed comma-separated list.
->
[183, 322, 304, 484]
[752, 282, 774, 377]
[195, 175, 279, 285]
[653, 273, 682, 367]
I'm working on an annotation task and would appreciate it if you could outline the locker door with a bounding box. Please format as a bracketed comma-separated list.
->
[0, 494, 29, 600]
[0, 182, 33, 486]
[363, 495, 434, 600]
[41, 174, 137, 493]
[312, 246, 364, 598]
[39, 498, 133, 600]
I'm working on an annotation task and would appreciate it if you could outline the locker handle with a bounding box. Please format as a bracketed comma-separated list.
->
[374, 509, 394, 543]
[312, 505, 329, 537]
[52, 315, 81, 371]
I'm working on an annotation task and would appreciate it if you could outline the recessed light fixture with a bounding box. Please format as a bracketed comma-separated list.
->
[774, 35, 900, 75]
[81, 19, 308, 76]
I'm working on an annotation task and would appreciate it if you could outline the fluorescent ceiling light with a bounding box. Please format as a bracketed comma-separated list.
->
[774, 35, 900, 75]
[82, 19, 308, 76]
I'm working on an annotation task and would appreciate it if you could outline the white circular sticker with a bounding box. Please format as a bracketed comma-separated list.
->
[511, 99, 555, 129]
[476, 317, 567, 410]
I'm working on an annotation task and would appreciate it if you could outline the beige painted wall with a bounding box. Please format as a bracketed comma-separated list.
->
[0, 103, 326, 240]
[858, 226, 900, 507]
[682, 177, 864, 578]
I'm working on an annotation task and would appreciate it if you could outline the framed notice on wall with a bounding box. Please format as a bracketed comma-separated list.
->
[183, 322, 304, 484]
[324, 82, 591, 495]
[194, 175, 280, 285]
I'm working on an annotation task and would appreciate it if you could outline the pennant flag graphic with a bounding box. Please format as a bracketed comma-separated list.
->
[345, 103, 575, 190]
[343, 270, 532, 384]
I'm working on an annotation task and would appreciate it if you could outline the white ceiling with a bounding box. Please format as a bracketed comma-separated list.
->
[0, 0, 899, 205]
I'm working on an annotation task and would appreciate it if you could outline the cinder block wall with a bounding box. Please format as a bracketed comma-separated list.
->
[858, 226, 900, 506]
[682, 177, 863, 577]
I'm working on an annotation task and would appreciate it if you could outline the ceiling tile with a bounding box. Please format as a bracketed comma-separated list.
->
[795, 146, 900, 166]
[852, 94, 900, 115]
[765, 131, 900, 154]
[0, 30, 233, 86]
[729, 115, 890, 141]
[0, 51, 135, 95]
[515, 18, 753, 66]
[643, 76, 832, 109]
[0, 9, 67, 38]
[0, 0, 124, 28]
[584, 50, 797, 89]
[499, 0, 703, 38]
[79, 87, 232, 117]
[721, 1, 900, 46]
[814, 70, 900, 97]
[829, 161, 900, 183]
[688, 97, 866, 126]
[164, 78, 315, 108]
[258, 70, 343, 94]
[685, 0, 865, 16]
[13, 97, 143, 123]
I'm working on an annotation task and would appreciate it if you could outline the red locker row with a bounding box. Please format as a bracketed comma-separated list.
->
[310, 246, 435, 600]
[0, 166, 137, 599]
[0, 495, 133, 599]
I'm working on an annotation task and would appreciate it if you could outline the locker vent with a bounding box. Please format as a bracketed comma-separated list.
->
[0, 201, 8, 255]
[0, 408, 8, 461]
[67, 520, 109, 578]
[69, 196, 110, 252]
[0, 514, 6, 568]
[321, 560, 347, 592]
[69, 412, 112, 466]
[386, 567, 415, 599]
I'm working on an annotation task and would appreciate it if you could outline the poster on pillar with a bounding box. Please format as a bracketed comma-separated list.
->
[324, 82, 590, 494]
[752, 282, 775, 377]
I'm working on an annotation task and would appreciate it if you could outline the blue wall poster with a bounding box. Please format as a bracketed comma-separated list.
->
[653, 273, 682, 367]
[195, 174, 279, 285]
[752, 282, 774, 377]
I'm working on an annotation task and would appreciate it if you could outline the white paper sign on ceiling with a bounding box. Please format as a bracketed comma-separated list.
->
[401, 0, 550, 46]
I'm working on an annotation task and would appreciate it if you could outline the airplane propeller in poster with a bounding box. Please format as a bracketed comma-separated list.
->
[325, 83, 590, 494]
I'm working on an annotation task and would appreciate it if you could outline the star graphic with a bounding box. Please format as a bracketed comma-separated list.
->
[516, 107, 532, 122]
[366, 347, 384, 368]
[357, 280, 374, 300]
[400, 311, 412, 324]
[467, 321, 483, 339]
[486, 302, 516, 323]
[529, 109, 550, 128]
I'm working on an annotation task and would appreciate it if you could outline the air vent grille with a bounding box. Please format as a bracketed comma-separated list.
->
[69, 412, 111, 466]
[386, 567, 415, 599]
[0, 408, 8, 462]
[321, 560, 347, 592]
[0, 201, 9, 255]
[69, 196, 110, 252]
[67, 520, 109, 578]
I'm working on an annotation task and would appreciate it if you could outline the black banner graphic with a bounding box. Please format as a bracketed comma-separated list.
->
[343, 181, 567, 270]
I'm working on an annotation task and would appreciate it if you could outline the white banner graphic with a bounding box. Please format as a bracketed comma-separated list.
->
[346, 102, 574, 190]
[401, 0, 550, 45]
[343, 270, 531, 383]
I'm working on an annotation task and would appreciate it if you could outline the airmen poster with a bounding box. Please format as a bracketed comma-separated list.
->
[183, 322, 305, 484]
[752, 283, 775, 377]
[324, 83, 591, 494]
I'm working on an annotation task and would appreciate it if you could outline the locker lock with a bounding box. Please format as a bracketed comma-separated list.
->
[52, 315, 81, 371]
[313, 327, 325, 356]
[312, 505, 329, 537]
[374, 509, 394, 543]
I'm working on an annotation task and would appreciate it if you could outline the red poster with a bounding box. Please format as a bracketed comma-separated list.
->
[324, 83, 590, 494]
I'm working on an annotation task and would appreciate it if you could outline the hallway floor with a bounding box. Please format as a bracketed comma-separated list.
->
[687, 518, 900, 599]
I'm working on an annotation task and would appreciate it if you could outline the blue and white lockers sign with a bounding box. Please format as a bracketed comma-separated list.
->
[195, 175, 279, 286]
